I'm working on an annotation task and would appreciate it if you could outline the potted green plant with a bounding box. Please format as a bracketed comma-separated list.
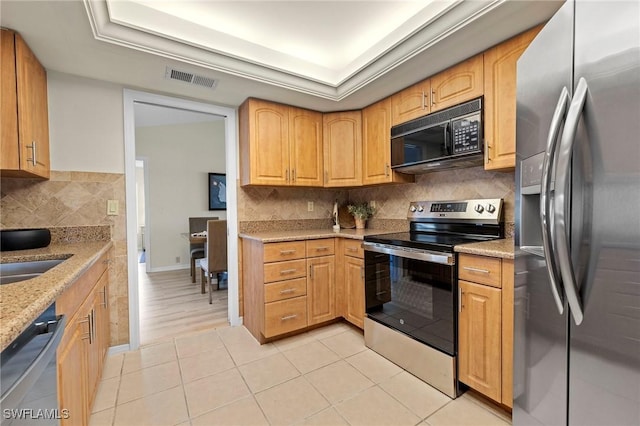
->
[347, 202, 376, 229]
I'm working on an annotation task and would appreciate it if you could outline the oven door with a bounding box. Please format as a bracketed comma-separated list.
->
[363, 243, 456, 356]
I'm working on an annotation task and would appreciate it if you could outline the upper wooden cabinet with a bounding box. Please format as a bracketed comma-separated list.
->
[323, 111, 362, 187]
[239, 98, 323, 186]
[362, 98, 413, 185]
[1, 29, 50, 179]
[391, 79, 431, 126]
[484, 26, 542, 171]
[289, 107, 324, 186]
[431, 54, 484, 113]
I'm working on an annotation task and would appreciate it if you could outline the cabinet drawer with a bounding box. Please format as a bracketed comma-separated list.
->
[264, 296, 308, 338]
[264, 259, 307, 283]
[264, 241, 306, 262]
[343, 239, 364, 258]
[306, 239, 335, 257]
[458, 254, 501, 288]
[265, 278, 307, 303]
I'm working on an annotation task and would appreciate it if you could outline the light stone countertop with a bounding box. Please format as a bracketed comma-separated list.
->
[0, 241, 113, 351]
[454, 238, 514, 259]
[239, 228, 396, 243]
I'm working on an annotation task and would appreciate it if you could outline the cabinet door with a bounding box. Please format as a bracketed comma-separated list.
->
[307, 256, 336, 325]
[458, 280, 502, 402]
[431, 54, 483, 112]
[484, 26, 541, 171]
[362, 98, 392, 185]
[15, 33, 50, 178]
[94, 272, 110, 382]
[1, 30, 19, 171]
[323, 111, 362, 187]
[344, 256, 364, 329]
[289, 107, 323, 187]
[501, 259, 514, 408]
[240, 98, 289, 186]
[58, 316, 89, 426]
[391, 79, 431, 126]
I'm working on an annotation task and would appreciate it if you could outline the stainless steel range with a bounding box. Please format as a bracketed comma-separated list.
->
[363, 198, 504, 398]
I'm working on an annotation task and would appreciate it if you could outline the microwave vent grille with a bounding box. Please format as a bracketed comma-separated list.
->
[391, 97, 482, 138]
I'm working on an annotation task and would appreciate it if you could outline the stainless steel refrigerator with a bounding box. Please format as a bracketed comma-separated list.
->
[514, 0, 640, 425]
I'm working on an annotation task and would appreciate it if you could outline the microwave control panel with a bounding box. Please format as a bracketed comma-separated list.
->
[452, 113, 481, 154]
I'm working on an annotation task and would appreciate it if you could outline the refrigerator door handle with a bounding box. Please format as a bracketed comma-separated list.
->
[554, 77, 588, 326]
[541, 86, 571, 315]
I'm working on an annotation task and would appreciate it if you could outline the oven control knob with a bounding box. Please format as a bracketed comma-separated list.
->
[417, 205, 424, 212]
[475, 204, 484, 213]
[409, 205, 417, 212]
[487, 204, 496, 214]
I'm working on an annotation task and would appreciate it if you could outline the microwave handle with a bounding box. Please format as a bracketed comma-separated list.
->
[443, 122, 451, 155]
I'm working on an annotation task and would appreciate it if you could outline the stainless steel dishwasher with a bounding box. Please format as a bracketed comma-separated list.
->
[1, 303, 66, 426]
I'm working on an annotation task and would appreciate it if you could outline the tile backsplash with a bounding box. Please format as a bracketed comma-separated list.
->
[239, 167, 515, 232]
[1, 171, 129, 345]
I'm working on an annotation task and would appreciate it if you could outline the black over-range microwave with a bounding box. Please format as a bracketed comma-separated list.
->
[391, 97, 483, 173]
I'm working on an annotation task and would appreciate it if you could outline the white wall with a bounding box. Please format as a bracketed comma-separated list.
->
[136, 120, 226, 270]
[47, 72, 125, 173]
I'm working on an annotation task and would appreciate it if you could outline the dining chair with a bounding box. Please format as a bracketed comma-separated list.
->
[188, 216, 217, 283]
[199, 219, 228, 304]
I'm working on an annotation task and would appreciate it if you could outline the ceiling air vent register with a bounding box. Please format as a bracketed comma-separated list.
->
[164, 67, 217, 89]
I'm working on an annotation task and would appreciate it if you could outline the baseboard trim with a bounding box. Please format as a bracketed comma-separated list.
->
[107, 344, 130, 355]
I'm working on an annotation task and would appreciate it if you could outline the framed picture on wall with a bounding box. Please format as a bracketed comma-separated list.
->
[208, 173, 227, 210]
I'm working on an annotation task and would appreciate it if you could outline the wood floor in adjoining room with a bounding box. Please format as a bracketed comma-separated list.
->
[138, 264, 228, 346]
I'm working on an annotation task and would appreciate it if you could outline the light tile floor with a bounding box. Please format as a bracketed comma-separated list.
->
[90, 322, 512, 426]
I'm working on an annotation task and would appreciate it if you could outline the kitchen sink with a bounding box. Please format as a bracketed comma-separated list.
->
[0, 259, 66, 285]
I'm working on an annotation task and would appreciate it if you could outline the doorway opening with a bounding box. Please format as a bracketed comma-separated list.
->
[123, 90, 240, 351]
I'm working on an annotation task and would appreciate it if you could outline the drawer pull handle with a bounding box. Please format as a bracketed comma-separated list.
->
[281, 314, 298, 321]
[346, 247, 358, 252]
[279, 288, 296, 294]
[280, 269, 297, 275]
[463, 266, 490, 274]
[376, 291, 388, 296]
[280, 250, 296, 255]
[314, 247, 329, 251]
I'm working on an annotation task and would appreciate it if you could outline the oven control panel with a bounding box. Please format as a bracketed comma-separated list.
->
[408, 198, 503, 223]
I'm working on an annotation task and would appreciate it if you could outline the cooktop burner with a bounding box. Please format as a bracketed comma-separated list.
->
[365, 232, 498, 253]
[364, 198, 504, 253]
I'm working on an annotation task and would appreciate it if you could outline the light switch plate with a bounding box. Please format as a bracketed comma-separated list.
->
[107, 200, 119, 215]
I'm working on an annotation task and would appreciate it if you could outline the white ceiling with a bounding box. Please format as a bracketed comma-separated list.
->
[0, 0, 563, 111]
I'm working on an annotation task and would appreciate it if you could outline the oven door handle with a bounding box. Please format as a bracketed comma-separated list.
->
[363, 242, 454, 265]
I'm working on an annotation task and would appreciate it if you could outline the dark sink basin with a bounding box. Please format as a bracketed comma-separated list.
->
[0, 259, 65, 285]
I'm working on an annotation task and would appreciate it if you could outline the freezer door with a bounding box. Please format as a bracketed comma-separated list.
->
[513, 1, 573, 425]
[568, 1, 640, 425]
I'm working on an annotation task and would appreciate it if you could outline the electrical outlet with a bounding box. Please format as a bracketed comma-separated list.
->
[307, 201, 314, 212]
[106, 199, 119, 215]
[175, 256, 180, 263]
[370, 200, 376, 209]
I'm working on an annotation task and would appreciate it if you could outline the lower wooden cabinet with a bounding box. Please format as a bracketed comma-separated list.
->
[458, 280, 502, 402]
[243, 237, 367, 342]
[244, 239, 341, 343]
[57, 249, 111, 425]
[343, 255, 364, 329]
[57, 317, 88, 425]
[307, 255, 335, 325]
[457, 253, 514, 407]
[336, 238, 365, 330]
